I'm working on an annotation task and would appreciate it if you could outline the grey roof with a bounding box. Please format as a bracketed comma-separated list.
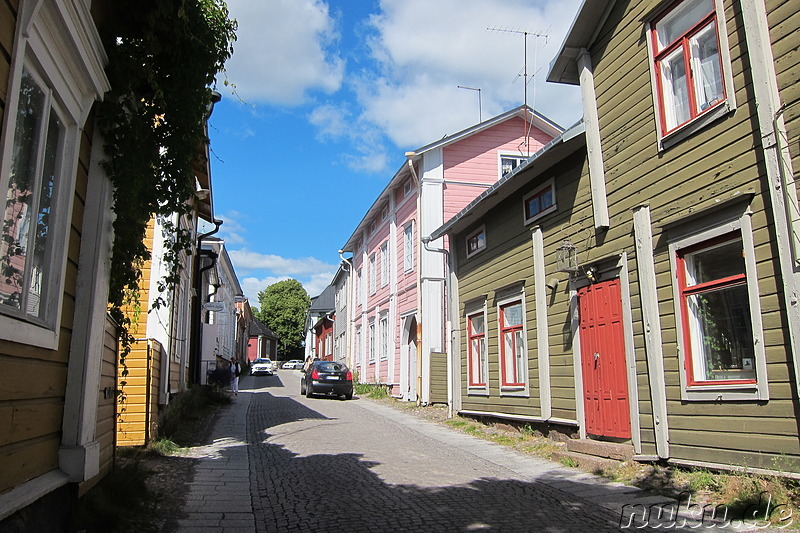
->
[249, 318, 277, 339]
[429, 120, 586, 240]
[308, 284, 335, 312]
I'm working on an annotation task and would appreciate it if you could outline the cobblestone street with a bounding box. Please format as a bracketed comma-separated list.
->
[175, 371, 684, 532]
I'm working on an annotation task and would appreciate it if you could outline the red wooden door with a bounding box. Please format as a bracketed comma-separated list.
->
[578, 279, 631, 438]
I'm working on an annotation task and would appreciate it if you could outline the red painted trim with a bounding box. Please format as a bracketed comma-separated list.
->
[499, 301, 524, 387]
[467, 313, 486, 387]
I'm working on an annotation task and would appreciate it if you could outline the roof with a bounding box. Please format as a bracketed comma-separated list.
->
[249, 318, 277, 339]
[546, 0, 617, 85]
[308, 284, 335, 312]
[429, 120, 586, 240]
[340, 105, 564, 253]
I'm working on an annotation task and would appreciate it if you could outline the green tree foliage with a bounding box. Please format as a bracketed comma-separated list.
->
[256, 279, 310, 357]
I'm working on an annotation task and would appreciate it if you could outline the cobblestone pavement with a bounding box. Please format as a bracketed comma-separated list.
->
[176, 371, 723, 533]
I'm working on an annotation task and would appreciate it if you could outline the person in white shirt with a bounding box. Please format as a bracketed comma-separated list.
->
[230, 357, 241, 395]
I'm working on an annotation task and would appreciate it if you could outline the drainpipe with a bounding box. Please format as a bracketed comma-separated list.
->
[406, 153, 423, 404]
[189, 219, 222, 384]
[422, 236, 453, 417]
[339, 250, 353, 368]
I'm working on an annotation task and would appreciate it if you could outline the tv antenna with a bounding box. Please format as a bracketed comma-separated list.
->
[457, 85, 482, 123]
[488, 26, 549, 155]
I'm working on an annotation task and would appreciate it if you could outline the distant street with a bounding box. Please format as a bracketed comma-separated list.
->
[238, 370, 649, 533]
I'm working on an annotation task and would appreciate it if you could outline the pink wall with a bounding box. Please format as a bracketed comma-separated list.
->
[442, 116, 552, 222]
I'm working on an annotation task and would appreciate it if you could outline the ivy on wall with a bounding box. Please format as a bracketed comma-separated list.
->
[96, 0, 236, 328]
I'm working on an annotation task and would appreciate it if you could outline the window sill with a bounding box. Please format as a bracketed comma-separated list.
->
[467, 388, 489, 397]
[0, 313, 58, 350]
[658, 102, 732, 152]
[523, 204, 557, 226]
[681, 382, 767, 401]
[499, 386, 528, 397]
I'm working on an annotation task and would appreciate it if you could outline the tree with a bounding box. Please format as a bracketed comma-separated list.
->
[256, 279, 310, 358]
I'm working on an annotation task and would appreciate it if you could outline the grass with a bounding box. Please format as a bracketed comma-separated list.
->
[354, 382, 390, 399]
[157, 384, 230, 447]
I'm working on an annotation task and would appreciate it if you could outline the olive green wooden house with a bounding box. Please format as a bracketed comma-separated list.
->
[432, 0, 800, 475]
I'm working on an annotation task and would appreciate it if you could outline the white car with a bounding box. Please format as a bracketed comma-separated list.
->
[282, 360, 303, 369]
[251, 358, 275, 376]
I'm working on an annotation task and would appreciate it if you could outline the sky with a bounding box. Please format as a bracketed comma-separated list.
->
[205, 0, 583, 307]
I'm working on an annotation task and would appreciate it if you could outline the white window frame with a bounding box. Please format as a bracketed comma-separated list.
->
[380, 242, 388, 287]
[522, 178, 557, 225]
[368, 319, 376, 363]
[403, 222, 414, 273]
[0, 28, 90, 349]
[668, 210, 768, 401]
[497, 288, 529, 396]
[466, 300, 489, 395]
[645, 0, 736, 150]
[355, 267, 361, 307]
[379, 312, 389, 361]
[403, 179, 413, 197]
[499, 153, 528, 177]
[369, 253, 376, 295]
[466, 225, 487, 258]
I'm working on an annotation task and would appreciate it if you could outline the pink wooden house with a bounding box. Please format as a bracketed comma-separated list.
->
[341, 106, 561, 403]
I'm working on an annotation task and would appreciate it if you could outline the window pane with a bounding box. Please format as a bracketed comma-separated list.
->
[660, 48, 691, 130]
[470, 314, 484, 335]
[27, 110, 62, 317]
[690, 22, 723, 113]
[526, 196, 540, 218]
[502, 303, 523, 328]
[687, 284, 755, 381]
[1, 69, 47, 312]
[541, 188, 554, 209]
[655, 0, 713, 50]
[684, 240, 744, 286]
[503, 331, 516, 383]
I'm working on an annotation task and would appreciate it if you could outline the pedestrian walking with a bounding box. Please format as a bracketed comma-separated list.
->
[230, 357, 241, 395]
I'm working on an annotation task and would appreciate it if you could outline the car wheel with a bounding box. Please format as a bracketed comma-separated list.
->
[300, 381, 306, 395]
[344, 392, 353, 400]
[305, 384, 314, 398]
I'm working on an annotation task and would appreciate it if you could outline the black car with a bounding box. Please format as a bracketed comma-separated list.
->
[300, 360, 353, 400]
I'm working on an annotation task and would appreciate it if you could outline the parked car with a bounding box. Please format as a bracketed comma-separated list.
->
[251, 358, 275, 376]
[282, 359, 303, 369]
[300, 360, 353, 400]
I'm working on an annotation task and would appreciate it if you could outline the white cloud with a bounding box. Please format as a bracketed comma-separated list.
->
[223, 0, 344, 104]
[357, 0, 583, 147]
[230, 249, 335, 277]
[308, 103, 391, 172]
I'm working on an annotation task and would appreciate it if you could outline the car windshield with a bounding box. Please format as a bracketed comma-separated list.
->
[315, 362, 346, 373]
[254, 359, 270, 364]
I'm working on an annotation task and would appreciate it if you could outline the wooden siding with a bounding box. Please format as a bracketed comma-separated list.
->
[429, 351, 448, 404]
[117, 339, 163, 446]
[442, 117, 553, 223]
[582, 0, 800, 468]
[455, 151, 590, 422]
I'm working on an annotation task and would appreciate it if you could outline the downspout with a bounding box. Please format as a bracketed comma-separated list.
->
[406, 154, 423, 404]
[339, 251, 353, 368]
[422, 236, 453, 417]
[189, 219, 222, 384]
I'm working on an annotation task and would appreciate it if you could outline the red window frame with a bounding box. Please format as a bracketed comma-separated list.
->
[675, 231, 756, 387]
[650, 0, 726, 135]
[499, 301, 524, 387]
[467, 312, 486, 387]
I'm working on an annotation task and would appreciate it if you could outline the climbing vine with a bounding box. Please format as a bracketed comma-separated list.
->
[96, 0, 236, 331]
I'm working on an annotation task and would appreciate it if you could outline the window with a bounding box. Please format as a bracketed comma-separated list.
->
[501, 155, 527, 177]
[355, 268, 361, 306]
[499, 300, 526, 389]
[380, 242, 388, 287]
[355, 325, 362, 366]
[369, 253, 376, 294]
[403, 222, 414, 272]
[381, 204, 389, 221]
[1, 67, 66, 325]
[669, 210, 767, 401]
[677, 232, 755, 384]
[466, 225, 486, 258]
[403, 179, 413, 197]
[649, 0, 731, 137]
[368, 320, 376, 363]
[467, 311, 487, 388]
[379, 313, 389, 360]
[368, 221, 376, 235]
[523, 179, 557, 224]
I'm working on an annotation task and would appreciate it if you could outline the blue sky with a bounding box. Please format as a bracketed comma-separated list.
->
[205, 0, 583, 306]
